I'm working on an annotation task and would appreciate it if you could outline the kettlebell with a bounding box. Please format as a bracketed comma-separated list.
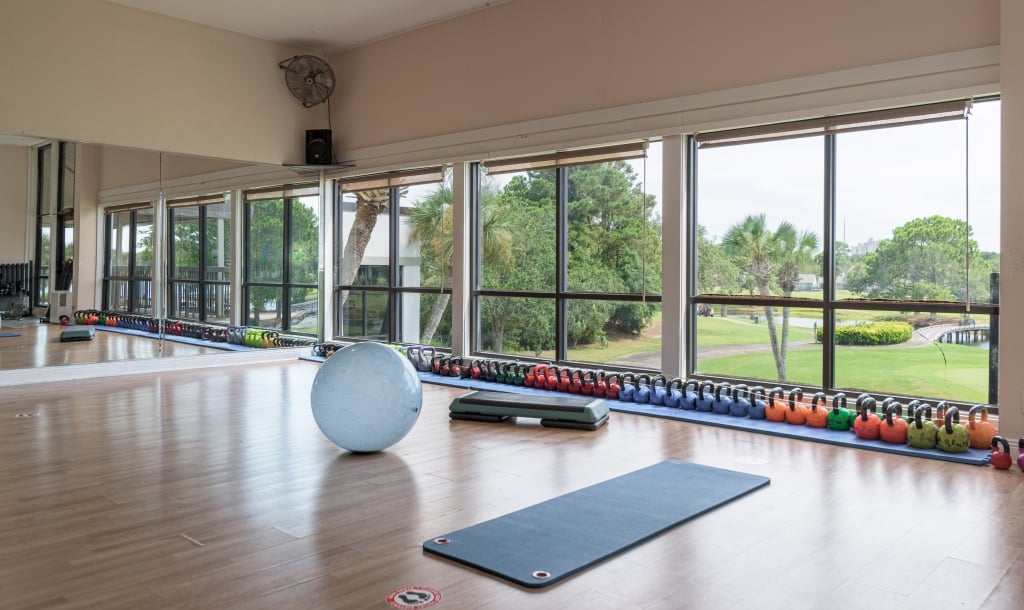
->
[524, 364, 542, 387]
[785, 388, 808, 425]
[933, 401, 949, 429]
[990, 436, 1012, 470]
[581, 370, 596, 396]
[650, 375, 668, 406]
[805, 392, 829, 428]
[605, 373, 621, 400]
[634, 374, 653, 404]
[936, 407, 970, 453]
[879, 401, 909, 445]
[665, 378, 683, 408]
[905, 399, 922, 424]
[513, 363, 526, 386]
[827, 392, 854, 431]
[765, 387, 787, 422]
[406, 345, 422, 370]
[469, 359, 483, 379]
[712, 382, 732, 414]
[748, 386, 767, 420]
[695, 381, 715, 412]
[566, 369, 582, 394]
[729, 384, 751, 417]
[593, 371, 608, 398]
[967, 405, 998, 450]
[853, 397, 881, 440]
[545, 366, 560, 391]
[619, 373, 636, 402]
[681, 380, 699, 410]
[448, 357, 465, 378]
[907, 404, 938, 449]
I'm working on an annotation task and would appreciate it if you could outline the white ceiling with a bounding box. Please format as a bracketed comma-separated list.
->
[104, 0, 511, 55]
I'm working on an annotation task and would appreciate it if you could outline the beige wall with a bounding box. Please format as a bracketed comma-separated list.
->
[0, 147, 29, 260]
[329, 0, 999, 152]
[98, 147, 252, 192]
[0, 0, 321, 166]
[1000, 0, 1022, 437]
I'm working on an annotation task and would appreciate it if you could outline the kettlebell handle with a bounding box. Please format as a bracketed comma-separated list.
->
[811, 392, 827, 410]
[769, 387, 784, 406]
[944, 406, 960, 434]
[788, 387, 803, 410]
[699, 380, 715, 396]
[859, 397, 876, 420]
[992, 435, 1010, 454]
[715, 381, 731, 400]
[732, 383, 749, 400]
[884, 401, 903, 425]
[750, 386, 766, 401]
[913, 404, 933, 429]
[968, 404, 988, 426]
[668, 378, 684, 392]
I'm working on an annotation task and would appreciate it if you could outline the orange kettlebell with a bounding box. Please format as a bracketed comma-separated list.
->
[765, 387, 787, 423]
[967, 404, 997, 450]
[878, 400, 909, 444]
[785, 388, 808, 425]
[805, 392, 829, 428]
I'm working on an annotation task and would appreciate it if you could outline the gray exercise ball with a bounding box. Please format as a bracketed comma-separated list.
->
[310, 342, 423, 453]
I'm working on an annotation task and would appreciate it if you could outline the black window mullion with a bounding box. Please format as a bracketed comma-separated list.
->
[470, 162, 482, 353]
[388, 188, 400, 342]
[555, 167, 568, 361]
[281, 198, 292, 332]
[822, 134, 836, 391]
[686, 136, 699, 376]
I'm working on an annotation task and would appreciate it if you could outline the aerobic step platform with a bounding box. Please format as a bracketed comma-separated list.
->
[449, 390, 609, 430]
[60, 326, 95, 342]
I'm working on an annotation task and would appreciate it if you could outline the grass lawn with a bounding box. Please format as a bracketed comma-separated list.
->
[698, 342, 988, 404]
[696, 316, 815, 345]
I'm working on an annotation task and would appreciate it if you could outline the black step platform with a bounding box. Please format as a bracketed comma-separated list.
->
[449, 390, 609, 430]
[60, 326, 95, 342]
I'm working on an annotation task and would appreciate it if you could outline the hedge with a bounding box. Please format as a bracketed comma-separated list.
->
[816, 321, 913, 346]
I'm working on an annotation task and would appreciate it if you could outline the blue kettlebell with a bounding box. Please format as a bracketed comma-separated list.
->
[650, 374, 668, 406]
[619, 373, 636, 401]
[696, 381, 716, 412]
[712, 382, 732, 414]
[682, 380, 699, 410]
[665, 378, 684, 408]
[729, 384, 751, 417]
[748, 386, 767, 419]
[634, 374, 653, 404]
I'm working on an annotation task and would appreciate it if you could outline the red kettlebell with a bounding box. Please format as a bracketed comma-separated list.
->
[545, 366, 560, 392]
[557, 368, 572, 393]
[605, 373, 620, 400]
[524, 365, 542, 388]
[580, 370, 595, 396]
[470, 359, 482, 379]
[568, 369, 583, 394]
[990, 436, 1012, 470]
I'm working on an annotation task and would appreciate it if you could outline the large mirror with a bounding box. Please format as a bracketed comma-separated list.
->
[0, 134, 318, 372]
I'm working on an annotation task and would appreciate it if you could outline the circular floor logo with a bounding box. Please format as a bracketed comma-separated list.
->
[386, 586, 441, 608]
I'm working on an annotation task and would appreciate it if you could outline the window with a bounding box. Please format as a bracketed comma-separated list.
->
[34, 144, 52, 307]
[691, 98, 999, 407]
[168, 194, 231, 324]
[103, 205, 153, 314]
[335, 167, 449, 345]
[475, 142, 661, 367]
[244, 185, 319, 333]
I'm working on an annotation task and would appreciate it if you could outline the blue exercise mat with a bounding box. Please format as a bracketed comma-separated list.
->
[411, 372, 991, 466]
[93, 326, 254, 351]
[0, 332, 21, 337]
[423, 459, 769, 588]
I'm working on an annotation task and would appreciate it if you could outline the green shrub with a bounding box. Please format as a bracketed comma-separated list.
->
[816, 321, 913, 346]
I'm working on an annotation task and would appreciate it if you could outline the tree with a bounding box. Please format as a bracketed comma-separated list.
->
[406, 177, 513, 345]
[338, 188, 393, 308]
[846, 215, 992, 304]
[696, 225, 739, 294]
[723, 214, 818, 381]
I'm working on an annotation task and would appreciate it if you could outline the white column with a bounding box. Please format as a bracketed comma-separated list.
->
[661, 135, 687, 378]
[999, 0, 1024, 437]
[231, 188, 245, 325]
[450, 162, 471, 355]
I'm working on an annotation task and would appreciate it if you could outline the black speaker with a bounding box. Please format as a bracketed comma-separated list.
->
[305, 129, 333, 165]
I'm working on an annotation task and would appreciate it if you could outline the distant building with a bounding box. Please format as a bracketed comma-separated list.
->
[852, 239, 880, 256]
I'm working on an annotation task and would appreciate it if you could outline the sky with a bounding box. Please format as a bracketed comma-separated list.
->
[470, 99, 1001, 254]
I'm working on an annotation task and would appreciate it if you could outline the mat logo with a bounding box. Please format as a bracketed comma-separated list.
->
[386, 586, 441, 608]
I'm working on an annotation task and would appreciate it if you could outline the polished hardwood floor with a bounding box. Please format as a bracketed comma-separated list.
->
[0, 318, 219, 369]
[1, 357, 1023, 609]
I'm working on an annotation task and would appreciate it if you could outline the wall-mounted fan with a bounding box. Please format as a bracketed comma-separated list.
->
[279, 55, 336, 108]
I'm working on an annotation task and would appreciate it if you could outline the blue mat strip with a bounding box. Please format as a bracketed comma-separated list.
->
[92, 326, 255, 351]
[424, 460, 769, 588]
[412, 372, 990, 466]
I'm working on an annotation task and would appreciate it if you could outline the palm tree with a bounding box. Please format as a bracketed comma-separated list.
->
[406, 177, 512, 344]
[338, 188, 393, 308]
[722, 214, 786, 380]
[774, 222, 819, 379]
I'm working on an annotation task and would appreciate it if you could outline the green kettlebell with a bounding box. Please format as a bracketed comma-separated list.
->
[936, 407, 970, 453]
[827, 392, 855, 431]
[907, 403, 938, 449]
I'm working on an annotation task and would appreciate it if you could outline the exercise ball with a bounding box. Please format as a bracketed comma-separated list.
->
[310, 342, 423, 453]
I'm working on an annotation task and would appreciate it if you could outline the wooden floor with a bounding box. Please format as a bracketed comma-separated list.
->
[0, 318, 220, 369]
[1, 359, 1023, 609]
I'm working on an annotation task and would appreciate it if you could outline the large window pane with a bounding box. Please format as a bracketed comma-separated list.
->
[171, 206, 200, 280]
[338, 189, 390, 287]
[832, 309, 990, 404]
[696, 138, 823, 299]
[567, 155, 661, 295]
[566, 301, 662, 371]
[134, 208, 153, 279]
[131, 280, 152, 315]
[480, 168, 555, 292]
[106, 280, 128, 311]
[477, 296, 555, 356]
[248, 199, 284, 283]
[341, 290, 390, 339]
[290, 196, 319, 285]
[400, 291, 452, 347]
[171, 281, 200, 320]
[400, 180, 448, 289]
[695, 306, 822, 388]
[289, 286, 318, 334]
[837, 117, 980, 303]
[204, 283, 230, 324]
[248, 286, 284, 329]
[108, 210, 131, 277]
[206, 201, 231, 282]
